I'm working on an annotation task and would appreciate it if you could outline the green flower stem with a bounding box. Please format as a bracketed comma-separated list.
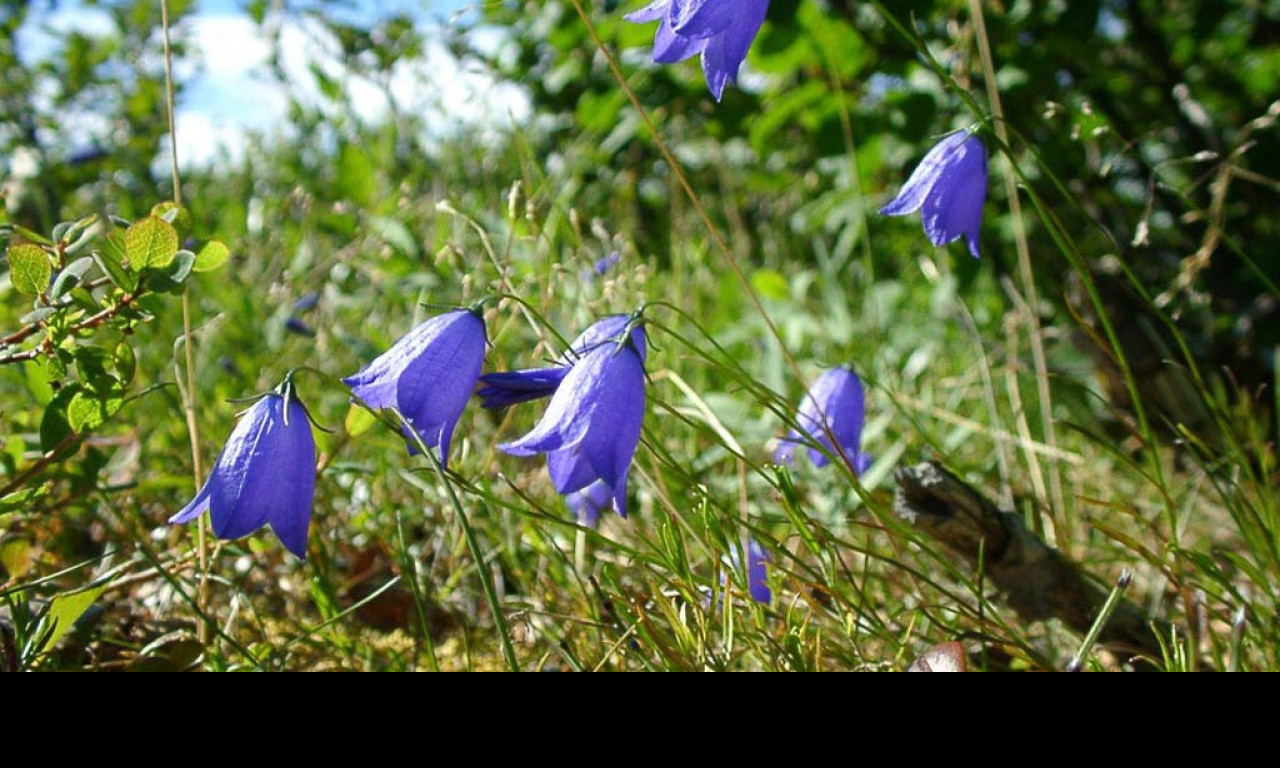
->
[388, 406, 520, 673]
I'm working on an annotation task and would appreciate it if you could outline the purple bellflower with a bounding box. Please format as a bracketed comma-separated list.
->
[739, 539, 772, 605]
[170, 384, 317, 559]
[718, 539, 772, 605]
[500, 329, 646, 519]
[626, 0, 771, 102]
[775, 367, 872, 473]
[343, 307, 486, 466]
[581, 251, 622, 285]
[593, 251, 622, 277]
[880, 131, 988, 259]
[477, 314, 647, 410]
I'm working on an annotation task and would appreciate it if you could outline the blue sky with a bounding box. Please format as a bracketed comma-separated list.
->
[17, 0, 526, 165]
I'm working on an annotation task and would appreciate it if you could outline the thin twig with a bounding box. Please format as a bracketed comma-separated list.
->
[159, 0, 209, 643]
[0, 276, 117, 355]
[0, 433, 80, 499]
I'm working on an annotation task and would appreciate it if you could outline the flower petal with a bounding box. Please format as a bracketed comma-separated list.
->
[654, 19, 706, 63]
[922, 139, 987, 258]
[265, 399, 318, 559]
[773, 430, 801, 464]
[582, 347, 645, 489]
[169, 475, 213, 524]
[880, 131, 970, 217]
[746, 539, 772, 604]
[477, 367, 571, 410]
[343, 311, 463, 409]
[207, 398, 278, 540]
[697, 2, 768, 101]
[670, 0, 734, 38]
[498, 342, 617, 456]
[611, 468, 631, 519]
[346, 310, 486, 463]
[823, 368, 867, 465]
[566, 480, 614, 527]
[624, 0, 669, 23]
[626, 0, 768, 100]
[395, 312, 486, 462]
[547, 445, 599, 495]
[778, 367, 868, 470]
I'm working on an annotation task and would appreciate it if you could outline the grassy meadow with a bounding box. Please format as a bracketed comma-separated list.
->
[1, 0, 1278, 671]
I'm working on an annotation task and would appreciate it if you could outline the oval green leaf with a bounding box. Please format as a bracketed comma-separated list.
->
[67, 390, 121, 433]
[124, 216, 179, 270]
[8, 243, 51, 295]
[193, 240, 230, 273]
[750, 268, 790, 301]
[344, 403, 378, 438]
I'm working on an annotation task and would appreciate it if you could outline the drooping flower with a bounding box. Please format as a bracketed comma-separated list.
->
[477, 314, 647, 410]
[500, 331, 646, 518]
[343, 308, 486, 466]
[739, 539, 772, 604]
[718, 539, 771, 605]
[592, 251, 622, 277]
[775, 366, 872, 472]
[880, 131, 988, 259]
[625, 0, 771, 102]
[170, 386, 317, 559]
[285, 317, 316, 337]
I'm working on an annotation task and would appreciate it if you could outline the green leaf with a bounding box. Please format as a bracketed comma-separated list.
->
[0, 538, 33, 579]
[247, 0, 268, 23]
[50, 256, 94, 299]
[57, 214, 101, 253]
[67, 390, 123, 433]
[67, 286, 102, 314]
[123, 216, 179, 270]
[23, 361, 55, 406]
[74, 346, 112, 383]
[39, 386, 79, 452]
[19, 306, 57, 324]
[146, 249, 196, 293]
[344, 403, 378, 438]
[751, 269, 790, 301]
[338, 142, 376, 208]
[10, 225, 51, 246]
[150, 202, 192, 235]
[4, 436, 25, 467]
[8, 243, 51, 295]
[169, 249, 195, 283]
[38, 582, 109, 654]
[127, 634, 204, 672]
[367, 217, 419, 259]
[192, 240, 230, 272]
[114, 341, 136, 386]
[0, 488, 43, 513]
[93, 240, 137, 292]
